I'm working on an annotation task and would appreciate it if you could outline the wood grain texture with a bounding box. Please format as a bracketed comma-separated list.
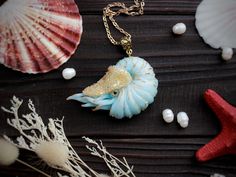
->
[0, 0, 236, 177]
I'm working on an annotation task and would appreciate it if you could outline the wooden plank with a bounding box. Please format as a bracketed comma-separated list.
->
[0, 138, 235, 176]
[78, 0, 201, 15]
[1, 80, 235, 137]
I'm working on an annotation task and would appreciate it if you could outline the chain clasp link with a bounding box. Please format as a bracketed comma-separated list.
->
[120, 37, 133, 56]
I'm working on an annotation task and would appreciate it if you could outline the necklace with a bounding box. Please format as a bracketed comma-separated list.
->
[102, 0, 145, 56]
[68, 0, 158, 119]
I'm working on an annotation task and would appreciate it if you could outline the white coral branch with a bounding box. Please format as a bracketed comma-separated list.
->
[83, 137, 135, 177]
[1, 96, 96, 177]
[1, 96, 135, 177]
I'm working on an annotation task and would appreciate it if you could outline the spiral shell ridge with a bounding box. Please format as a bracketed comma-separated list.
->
[110, 57, 158, 118]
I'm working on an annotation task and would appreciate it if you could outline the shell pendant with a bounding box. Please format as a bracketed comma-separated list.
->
[67, 57, 158, 119]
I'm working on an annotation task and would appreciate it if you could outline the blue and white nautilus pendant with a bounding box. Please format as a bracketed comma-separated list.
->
[67, 56, 158, 119]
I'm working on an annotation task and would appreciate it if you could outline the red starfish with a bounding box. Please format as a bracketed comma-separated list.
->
[196, 89, 236, 162]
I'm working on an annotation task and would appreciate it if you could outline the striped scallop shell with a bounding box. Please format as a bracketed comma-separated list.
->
[195, 0, 236, 49]
[68, 57, 158, 119]
[0, 0, 82, 73]
[110, 57, 158, 118]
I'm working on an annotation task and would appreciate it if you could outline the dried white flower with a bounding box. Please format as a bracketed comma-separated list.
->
[35, 141, 69, 167]
[1, 96, 136, 177]
[0, 138, 51, 177]
[0, 138, 19, 166]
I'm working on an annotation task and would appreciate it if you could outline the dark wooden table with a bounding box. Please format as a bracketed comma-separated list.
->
[0, 0, 236, 176]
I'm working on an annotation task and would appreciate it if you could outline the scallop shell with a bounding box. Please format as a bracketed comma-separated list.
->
[0, 0, 82, 73]
[67, 57, 158, 119]
[195, 0, 236, 49]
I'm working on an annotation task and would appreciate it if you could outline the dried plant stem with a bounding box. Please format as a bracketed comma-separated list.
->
[83, 137, 136, 177]
[16, 159, 51, 177]
[60, 121, 99, 177]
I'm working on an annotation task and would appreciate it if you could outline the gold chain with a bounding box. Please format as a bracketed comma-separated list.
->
[103, 0, 145, 56]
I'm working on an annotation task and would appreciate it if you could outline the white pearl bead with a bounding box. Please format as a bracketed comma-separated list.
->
[162, 109, 174, 123]
[177, 112, 189, 128]
[172, 23, 186, 35]
[62, 68, 76, 80]
[222, 47, 233, 61]
[179, 121, 189, 128]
